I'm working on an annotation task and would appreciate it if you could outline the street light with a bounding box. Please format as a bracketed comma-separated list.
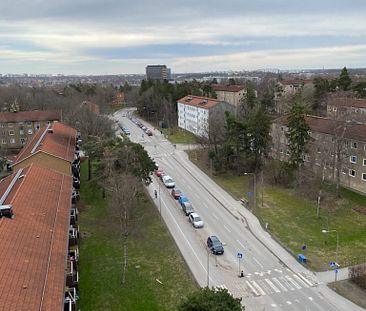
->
[244, 172, 256, 211]
[322, 229, 339, 264]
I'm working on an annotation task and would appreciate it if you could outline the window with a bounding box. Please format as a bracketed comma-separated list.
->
[27, 129, 33, 135]
[344, 140, 349, 147]
[317, 147, 321, 153]
[1, 139, 6, 144]
[8, 123, 13, 128]
[0, 123, 4, 128]
[362, 173, 366, 181]
[342, 167, 347, 174]
[280, 148, 283, 154]
[352, 142, 358, 149]
[350, 156, 357, 164]
[364, 159, 366, 166]
[9, 138, 15, 144]
[27, 121, 32, 127]
[19, 129, 24, 135]
[8, 130, 14, 136]
[20, 138, 26, 145]
[349, 169, 356, 177]
[35, 122, 40, 130]
[47, 121, 51, 125]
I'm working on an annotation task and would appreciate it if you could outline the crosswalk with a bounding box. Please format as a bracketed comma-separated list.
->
[223, 272, 317, 298]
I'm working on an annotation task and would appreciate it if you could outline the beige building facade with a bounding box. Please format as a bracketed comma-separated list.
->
[213, 84, 247, 108]
[271, 115, 366, 194]
[327, 97, 366, 124]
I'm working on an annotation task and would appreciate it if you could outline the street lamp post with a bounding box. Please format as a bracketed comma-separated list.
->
[322, 229, 339, 264]
[244, 172, 256, 211]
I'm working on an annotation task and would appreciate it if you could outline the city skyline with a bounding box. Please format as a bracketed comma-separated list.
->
[1, 0, 366, 74]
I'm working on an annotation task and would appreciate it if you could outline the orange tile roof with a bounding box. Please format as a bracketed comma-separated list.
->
[0, 110, 60, 123]
[0, 164, 72, 311]
[212, 84, 246, 92]
[328, 97, 366, 109]
[14, 122, 77, 165]
[273, 115, 366, 142]
[177, 95, 223, 109]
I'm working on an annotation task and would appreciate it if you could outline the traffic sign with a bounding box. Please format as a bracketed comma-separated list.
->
[237, 252, 243, 259]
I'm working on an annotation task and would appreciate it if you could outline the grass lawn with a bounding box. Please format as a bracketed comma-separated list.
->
[78, 162, 198, 311]
[187, 151, 366, 271]
[162, 127, 198, 144]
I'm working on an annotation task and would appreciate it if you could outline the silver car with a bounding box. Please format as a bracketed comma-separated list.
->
[189, 212, 204, 228]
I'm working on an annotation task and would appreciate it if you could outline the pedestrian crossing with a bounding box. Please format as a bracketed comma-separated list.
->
[227, 272, 317, 298]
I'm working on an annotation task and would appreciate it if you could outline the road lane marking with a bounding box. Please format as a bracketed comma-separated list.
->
[308, 297, 313, 301]
[212, 213, 219, 219]
[236, 239, 246, 249]
[246, 280, 260, 296]
[224, 225, 231, 233]
[286, 301, 292, 305]
[279, 276, 294, 290]
[297, 273, 314, 287]
[253, 257, 264, 268]
[265, 278, 281, 293]
[251, 280, 266, 296]
[272, 277, 287, 292]
[285, 275, 301, 289]
[202, 202, 209, 209]
[270, 304, 277, 308]
[293, 274, 309, 288]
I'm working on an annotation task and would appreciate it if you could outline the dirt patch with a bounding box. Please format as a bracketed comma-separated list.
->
[329, 279, 366, 309]
[353, 206, 366, 216]
[80, 230, 92, 238]
[76, 201, 90, 212]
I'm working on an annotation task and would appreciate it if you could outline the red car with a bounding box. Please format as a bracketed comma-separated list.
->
[155, 168, 164, 177]
[171, 188, 182, 199]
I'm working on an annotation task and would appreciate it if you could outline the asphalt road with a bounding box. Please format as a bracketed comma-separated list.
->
[113, 109, 364, 311]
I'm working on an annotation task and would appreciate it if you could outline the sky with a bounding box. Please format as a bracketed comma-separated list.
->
[1, 0, 366, 75]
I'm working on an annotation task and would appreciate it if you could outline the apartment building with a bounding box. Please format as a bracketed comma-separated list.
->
[145, 64, 171, 81]
[0, 110, 60, 149]
[271, 115, 366, 194]
[13, 122, 77, 175]
[276, 80, 314, 97]
[177, 95, 235, 138]
[327, 97, 366, 124]
[212, 84, 247, 108]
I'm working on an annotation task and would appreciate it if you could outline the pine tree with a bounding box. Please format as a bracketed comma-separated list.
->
[338, 66, 352, 91]
[286, 100, 310, 169]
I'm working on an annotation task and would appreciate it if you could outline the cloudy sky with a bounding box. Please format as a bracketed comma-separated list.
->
[1, 0, 366, 74]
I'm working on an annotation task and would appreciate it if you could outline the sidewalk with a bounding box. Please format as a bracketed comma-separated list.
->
[316, 267, 349, 283]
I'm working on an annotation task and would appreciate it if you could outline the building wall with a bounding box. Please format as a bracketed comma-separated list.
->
[177, 102, 208, 137]
[13, 152, 71, 176]
[270, 123, 366, 194]
[326, 104, 366, 124]
[216, 90, 246, 107]
[0, 120, 53, 149]
[146, 65, 169, 80]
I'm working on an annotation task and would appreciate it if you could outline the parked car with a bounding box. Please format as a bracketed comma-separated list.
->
[189, 213, 204, 228]
[207, 236, 224, 255]
[146, 129, 153, 136]
[178, 195, 189, 206]
[171, 188, 182, 199]
[162, 175, 175, 188]
[182, 202, 195, 216]
[155, 168, 164, 177]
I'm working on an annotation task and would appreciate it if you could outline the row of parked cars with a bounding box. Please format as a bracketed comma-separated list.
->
[128, 115, 153, 136]
[155, 165, 224, 255]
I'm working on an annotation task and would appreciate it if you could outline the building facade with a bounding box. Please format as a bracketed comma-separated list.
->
[145, 65, 171, 80]
[212, 84, 247, 108]
[177, 95, 234, 138]
[327, 97, 366, 124]
[271, 115, 366, 194]
[0, 110, 60, 149]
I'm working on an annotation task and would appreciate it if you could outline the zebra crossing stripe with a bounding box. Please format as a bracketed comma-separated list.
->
[251, 280, 267, 296]
[265, 279, 281, 293]
[293, 274, 309, 288]
[272, 277, 288, 292]
[279, 276, 295, 290]
[297, 273, 314, 287]
[285, 275, 302, 289]
[246, 280, 260, 296]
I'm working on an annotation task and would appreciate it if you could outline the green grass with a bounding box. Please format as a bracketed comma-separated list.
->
[78, 162, 198, 311]
[162, 127, 198, 144]
[187, 152, 366, 271]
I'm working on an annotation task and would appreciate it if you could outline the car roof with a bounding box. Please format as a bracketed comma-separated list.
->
[190, 212, 199, 217]
[209, 235, 219, 241]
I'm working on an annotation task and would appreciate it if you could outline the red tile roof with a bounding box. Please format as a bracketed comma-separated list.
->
[212, 84, 246, 92]
[0, 164, 72, 311]
[328, 97, 366, 109]
[0, 110, 60, 123]
[273, 115, 366, 142]
[14, 122, 77, 165]
[177, 95, 223, 109]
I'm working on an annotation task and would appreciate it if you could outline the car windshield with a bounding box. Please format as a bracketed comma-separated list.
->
[194, 216, 201, 222]
[175, 190, 182, 194]
[166, 178, 173, 183]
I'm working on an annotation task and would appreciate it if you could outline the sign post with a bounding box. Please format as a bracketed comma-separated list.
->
[237, 252, 243, 277]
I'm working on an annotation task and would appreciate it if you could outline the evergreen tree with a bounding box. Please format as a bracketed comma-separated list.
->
[178, 287, 244, 311]
[286, 100, 310, 169]
[338, 66, 352, 91]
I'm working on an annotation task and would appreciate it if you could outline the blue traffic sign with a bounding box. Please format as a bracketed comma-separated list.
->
[237, 252, 243, 259]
